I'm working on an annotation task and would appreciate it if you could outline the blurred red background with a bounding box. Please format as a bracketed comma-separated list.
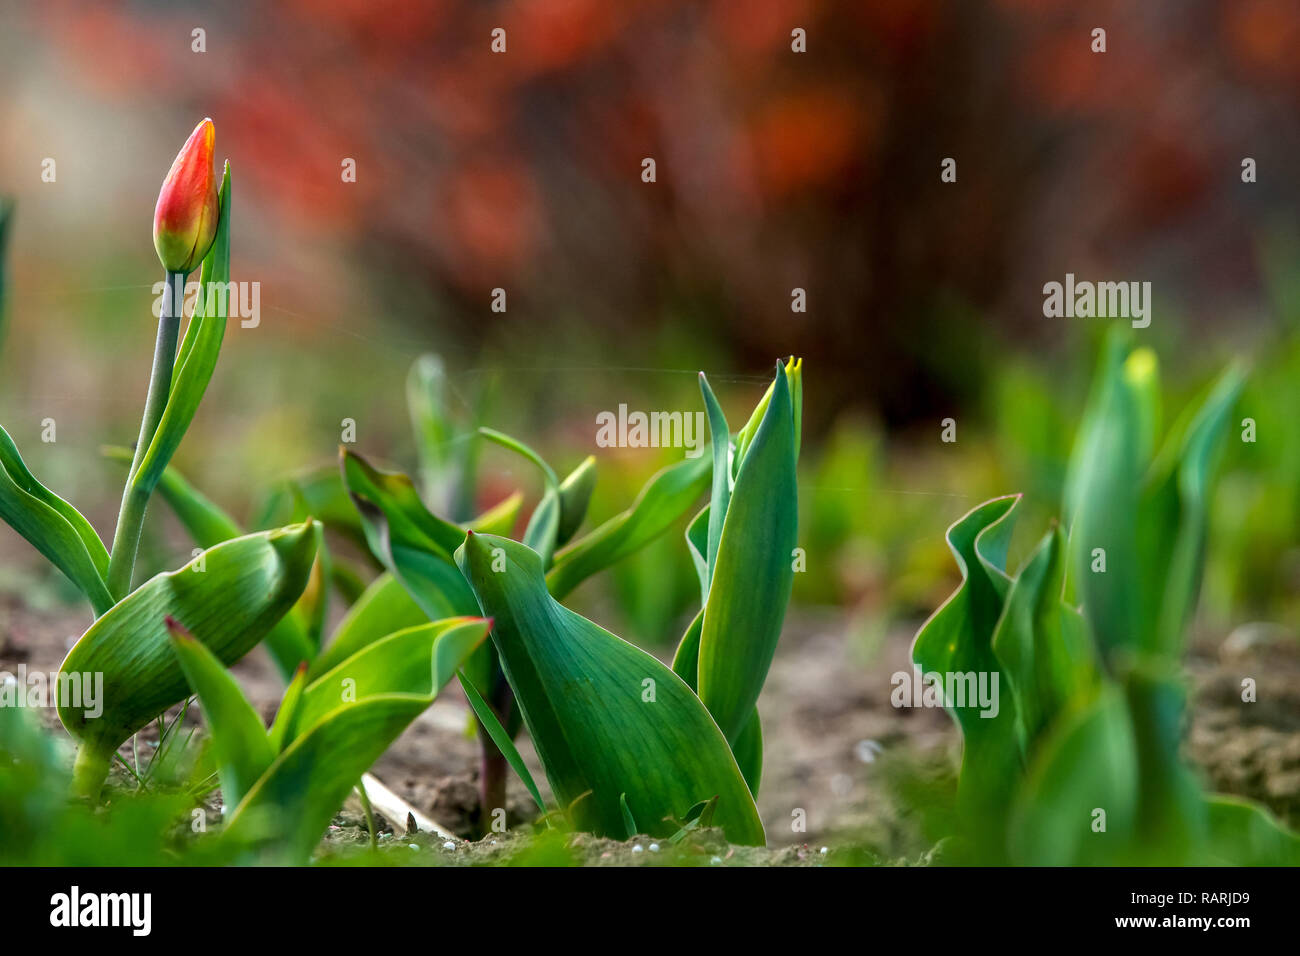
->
[2, 0, 1297, 433]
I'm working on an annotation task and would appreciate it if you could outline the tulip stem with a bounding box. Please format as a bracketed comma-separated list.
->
[106, 271, 185, 601]
[71, 744, 112, 801]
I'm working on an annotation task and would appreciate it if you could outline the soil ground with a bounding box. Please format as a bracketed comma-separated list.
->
[3, 578, 1297, 863]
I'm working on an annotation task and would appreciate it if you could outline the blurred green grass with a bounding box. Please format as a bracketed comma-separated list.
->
[3, 240, 1298, 649]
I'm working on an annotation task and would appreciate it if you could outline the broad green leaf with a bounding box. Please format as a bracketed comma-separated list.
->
[310, 572, 427, 678]
[459, 670, 546, 813]
[342, 450, 477, 618]
[223, 616, 488, 862]
[991, 525, 1097, 750]
[696, 363, 798, 745]
[292, 617, 489, 736]
[59, 521, 319, 792]
[0, 424, 113, 614]
[556, 455, 597, 547]
[134, 163, 232, 495]
[341, 450, 465, 559]
[912, 495, 1023, 853]
[546, 454, 710, 600]
[457, 532, 765, 845]
[167, 622, 276, 809]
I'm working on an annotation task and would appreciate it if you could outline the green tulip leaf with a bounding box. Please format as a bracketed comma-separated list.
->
[104, 445, 240, 546]
[546, 454, 710, 600]
[457, 532, 765, 845]
[111, 449, 324, 682]
[684, 505, 710, 606]
[733, 357, 802, 476]
[1009, 684, 1139, 865]
[1065, 333, 1149, 660]
[479, 427, 562, 565]
[0, 424, 112, 615]
[341, 449, 465, 559]
[406, 353, 456, 500]
[1141, 363, 1244, 659]
[222, 616, 488, 862]
[59, 520, 319, 795]
[991, 525, 1097, 751]
[911, 495, 1023, 853]
[672, 607, 763, 795]
[341, 450, 478, 619]
[731, 709, 763, 797]
[696, 362, 798, 745]
[311, 571, 427, 678]
[1205, 795, 1300, 866]
[223, 697, 431, 861]
[167, 620, 276, 809]
[697, 372, 732, 582]
[267, 661, 309, 753]
[292, 617, 489, 736]
[556, 455, 597, 547]
[252, 466, 367, 549]
[459, 670, 546, 814]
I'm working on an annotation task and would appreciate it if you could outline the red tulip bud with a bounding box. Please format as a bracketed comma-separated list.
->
[152, 118, 218, 274]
